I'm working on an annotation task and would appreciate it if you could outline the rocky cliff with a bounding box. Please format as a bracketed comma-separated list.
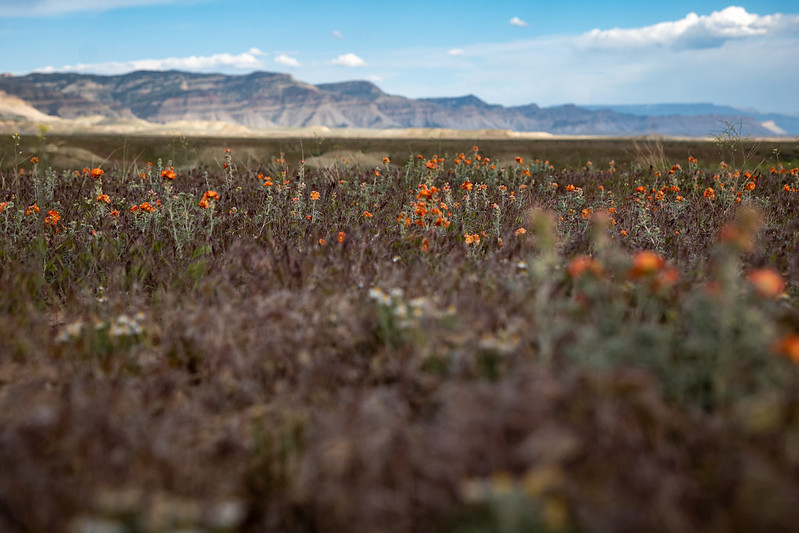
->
[0, 70, 790, 137]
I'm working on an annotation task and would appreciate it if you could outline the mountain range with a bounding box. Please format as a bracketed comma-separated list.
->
[0, 70, 795, 137]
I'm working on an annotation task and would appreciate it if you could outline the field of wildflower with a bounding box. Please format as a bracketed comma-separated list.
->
[2, 135, 799, 532]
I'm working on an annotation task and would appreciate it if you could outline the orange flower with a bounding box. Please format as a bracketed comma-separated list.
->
[44, 209, 60, 227]
[772, 334, 799, 363]
[204, 190, 219, 200]
[515, 157, 523, 164]
[97, 193, 111, 204]
[90, 168, 104, 179]
[568, 255, 603, 279]
[515, 227, 527, 237]
[746, 268, 785, 298]
[362, 211, 373, 218]
[635, 186, 645, 193]
[382, 157, 390, 165]
[337, 231, 346, 243]
[198, 199, 209, 209]
[565, 184, 576, 192]
[318, 238, 327, 246]
[703, 187, 715, 199]
[310, 191, 321, 201]
[629, 250, 665, 278]
[129, 205, 139, 213]
[420, 238, 430, 252]
[26, 203, 39, 215]
[745, 181, 756, 191]
[0, 202, 7, 213]
[30, 156, 39, 164]
[161, 169, 177, 180]
[581, 208, 591, 219]
[139, 202, 155, 213]
[110, 209, 120, 218]
[461, 180, 473, 191]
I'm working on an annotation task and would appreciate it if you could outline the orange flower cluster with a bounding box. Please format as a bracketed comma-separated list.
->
[0, 202, 7, 213]
[703, 187, 715, 199]
[90, 168, 104, 179]
[161, 169, 177, 180]
[310, 191, 321, 201]
[515, 227, 527, 237]
[337, 231, 346, 243]
[97, 194, 111, 204]
[258, 174, 275, 187]
[44, 209, 60, 228]
[424, 155, 446, 170]
[130, 202, 156, 213]
[463, 233, 481, 245]
[401, 183, 450, 229]
[198, 190, 219, 208]
[26, 204, 39, 215]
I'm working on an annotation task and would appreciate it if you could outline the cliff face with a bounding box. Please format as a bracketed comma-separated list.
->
[0, 70, 788, 136]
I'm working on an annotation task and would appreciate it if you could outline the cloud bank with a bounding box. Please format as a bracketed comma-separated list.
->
[36, 49, 266, 75]
[580, 6, 797, 49]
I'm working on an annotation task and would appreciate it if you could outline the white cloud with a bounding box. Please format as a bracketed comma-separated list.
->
[331, 30, 343, 39]
[448, 48, 464, 56]
[329, 53, 365, 67]
[0, 0, 186, 16]
[581, 6, 796, 49]
[375, 7, 799, 113]
[35, 50, 266, 75]
[509, 17, 528, 27]
[368, 74, 383, 82]
[248, 47, 266, 56]
[274, 54, 300, 68]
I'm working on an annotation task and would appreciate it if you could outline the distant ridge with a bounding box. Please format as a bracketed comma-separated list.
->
[0, 70, 794, 137]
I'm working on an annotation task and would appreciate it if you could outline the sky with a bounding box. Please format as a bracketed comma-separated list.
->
[1, 1, 798, 114]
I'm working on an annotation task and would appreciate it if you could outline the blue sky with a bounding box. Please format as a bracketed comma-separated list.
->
[1, 1, 798, 113]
